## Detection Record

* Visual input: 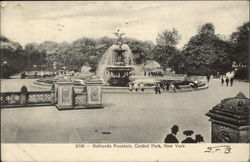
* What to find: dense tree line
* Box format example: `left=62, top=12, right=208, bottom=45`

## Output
left=0, top=36, right=26, bottom=78
left=154, top=22, right=248, bottom=78
left=0, top=21, right=248, bottom=79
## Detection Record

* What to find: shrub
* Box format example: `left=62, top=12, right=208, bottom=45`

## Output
left=234, top=67, right=248, bottom=80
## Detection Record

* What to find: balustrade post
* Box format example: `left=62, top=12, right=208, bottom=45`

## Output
left=55, top=81, right=74, bottom=110
left=72, top=88, right=75, bottom=106
left=20, top=85, right=28, bottom=105
left=86, top=79, right=103, bottom=108
left=51, top=83, right=55, bottom=104
left=54, top=82, right=58, bottom=104
left=206, top=92, right=250, bottom=143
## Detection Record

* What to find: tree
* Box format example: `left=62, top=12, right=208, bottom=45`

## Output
left=24, top=43, right=47, bottom=68
left=182, top=23, right=232, bottom=75
left=156, top=28, right=181, bottom=47
left=153, top=28, right=181, bottom=70
left=199, top=23, right=215, bottom=35
left=229, top=22, right=249, bottom=79
left=229, top=22, right=249, bottom=66
left=124, top=38, right=154, bottom=65
left=153, top=45, right=179, bottom=70
left=167, top=51, right=185, bottom=73
left=0, top=36, right=26, bottom=78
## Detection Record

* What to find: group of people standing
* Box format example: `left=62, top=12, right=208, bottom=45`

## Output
left=221, top=77, right=234, bottom=87
left=129, top=82, right=144, bottom=92
left=129, top=81, right=178, bottom=94
left=154, top=82, right=177, bottom=94
left=164, top=125, right=204, bottom=143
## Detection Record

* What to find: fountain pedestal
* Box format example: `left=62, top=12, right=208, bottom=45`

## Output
left=106, top=66, right=133, bottom=87
left=96, top=43, right=134, bottom=86
left=105, top=46, right=134, bottom=87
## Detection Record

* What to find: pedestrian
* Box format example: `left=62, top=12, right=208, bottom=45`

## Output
left=225, top=77, right=229, bottom=87
left=140, top=82, right=144, bottom=92
left=171, top=83, right=176, bottom=93
left=163, top=81, right=167, bottom=91
left=155, top=84, right=161, bottom=94
left=230, top=77, right=234, bottom=86
left=193, top=79, right=198, bottom=88
left=206, top=75, right=210, bottom=83
left=155, top=84, right=158, bottom=94
left=195, top=134, right=204, bottom=143
left=182, top=130, right=196, bottom=143
left=221, top=77, right=224, bottom=86
left=164, top=125, right=179, bottom=143
left=160, top=82, right=165, bottom=91
left=158, top=84, right=161, bottom=94
left=129, top=83, right=133, bottom=93
left=166, top=82, right=170, bottom=91
left=189, top=82, right=195, bottom=88
left=134, top=83, right=139, bottom=92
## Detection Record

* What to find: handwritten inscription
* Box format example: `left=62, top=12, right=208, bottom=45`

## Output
left=204, top=145, right=231, bottom=154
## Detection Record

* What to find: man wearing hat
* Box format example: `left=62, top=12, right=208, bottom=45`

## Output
left=164, top=125, right=179, bottom=143
left=182, top=130, right=196, bottom=143
left=195, top=134, right=204, bottom=143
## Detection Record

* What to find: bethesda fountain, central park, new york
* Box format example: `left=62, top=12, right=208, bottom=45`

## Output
left=96, top=30, right=134, bottom=86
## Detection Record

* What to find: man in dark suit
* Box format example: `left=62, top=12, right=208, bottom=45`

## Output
left=164, top=125, right=179, bottom=143
left=182, top=130, right=196, bottom=143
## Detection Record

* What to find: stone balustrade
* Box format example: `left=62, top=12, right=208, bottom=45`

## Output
left=1, top=81, right=103, bottom=109
left=1, top=86, right=53, bottom=108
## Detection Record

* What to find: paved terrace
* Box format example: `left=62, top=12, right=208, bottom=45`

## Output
left=1, top=79, right=249, bottom=143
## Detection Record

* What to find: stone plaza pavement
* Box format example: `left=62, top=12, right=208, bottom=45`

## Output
left=1, top=79, right=249, bottom=143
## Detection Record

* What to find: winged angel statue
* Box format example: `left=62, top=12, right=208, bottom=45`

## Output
left=114, top=29, right=125, bottom=48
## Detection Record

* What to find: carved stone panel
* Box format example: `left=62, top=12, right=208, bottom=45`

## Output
left=212, top=123, right=238, bottom=143
left=90, top=87, right=99, bottom=102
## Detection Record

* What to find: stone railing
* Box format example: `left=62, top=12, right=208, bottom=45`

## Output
left=1, top=92, right=22, bottom=106
left=28, top=91, right=52, bottom=105
left=0, top=85, right=87, bottom=108
left=1, top=80, right=103, bottom=109
left=1, top=90, right=53, bottom=108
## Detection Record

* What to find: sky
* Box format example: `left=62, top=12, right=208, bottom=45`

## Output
left=1, top=1, right=249, bottom=48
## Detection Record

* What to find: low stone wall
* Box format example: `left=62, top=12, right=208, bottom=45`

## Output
left=1, top=91, right=53, bottom=108
left=0, top=85, right=88, bottom=109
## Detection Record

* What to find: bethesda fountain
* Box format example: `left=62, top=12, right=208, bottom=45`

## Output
left=96, top=30, right=134, bottom=86
left=32, top=30, right=208, bottom=92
